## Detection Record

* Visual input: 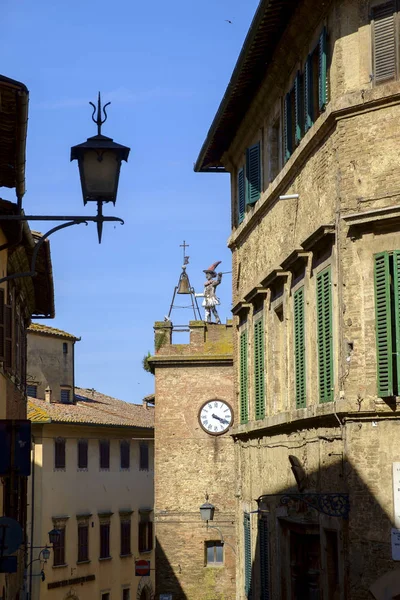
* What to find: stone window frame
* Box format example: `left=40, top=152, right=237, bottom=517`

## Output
left=52, top=515, right=69, bottom=568
left=138, top=509, right=153, bottom=554
left=205, top=540, right=224, bottom=567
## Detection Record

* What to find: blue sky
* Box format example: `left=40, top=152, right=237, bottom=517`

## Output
left=2, top=0, right=258, bottom=402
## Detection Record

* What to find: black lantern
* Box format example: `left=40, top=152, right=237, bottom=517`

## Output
left=48, top=528, right=61, bottom=545
left=70, top=93, right=130, bottom=206
left=41, top=547, right=51, bottom=560
left=200, top=502, right=215, bottom=522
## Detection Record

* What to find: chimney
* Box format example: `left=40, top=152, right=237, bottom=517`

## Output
left=45, top=386, right=52, bottom=403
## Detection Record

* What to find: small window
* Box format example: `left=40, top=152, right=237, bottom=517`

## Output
left=77, top=523, right=89, bottom=562
left=206, top=541, right=224, bottom=565
left=54, top=438, right=66, bottom=470
left=78, top=440, right=88, bottom=469
left=99, top=440, right=110, bottom=470
left=139, top=443, right=149, bottom=471
left=120, top=520, right=131, bottom=556
left=120, top=440, right=130, bottom=470
left=53, top=527, right=66, bottom=566
left=100, top=523, right=111, bottom=559
left=27, top=384, right=37, bottom=398
left=60, top=389, right=71, bottom=404
left=122, top=589, right=130, bottom=600
left=101, top=594, right=110, bottom=600
left=138, top=512, right=153, bottom=553
left=63, top=342, right=68, bottom=354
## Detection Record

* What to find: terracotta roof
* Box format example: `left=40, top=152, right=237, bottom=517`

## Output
left=28, top=323, right=80, bottom=341
left=27, top=386, right=154, bottom=429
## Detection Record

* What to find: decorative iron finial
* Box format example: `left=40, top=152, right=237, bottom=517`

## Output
left=89, top=92, right=111, bottom=136
left=180, top=240, right=189, bottom=265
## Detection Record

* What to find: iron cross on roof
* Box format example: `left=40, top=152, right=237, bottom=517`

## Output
left=180, top=240, right=189, bottom=265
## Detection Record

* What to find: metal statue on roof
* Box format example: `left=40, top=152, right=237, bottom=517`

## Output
left=195, top=261, right=223, bottom=324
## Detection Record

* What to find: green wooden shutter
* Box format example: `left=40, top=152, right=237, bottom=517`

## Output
left=294, top=287, right=306, bottom=408
left=316, top=267, right=333, bottom=403
left=372, top=2, right=396, bottom=83
left=254, top=317, right=265, bottom=420
left=394, top=251, right=400, bottom=393
left=259, top=517, right=270, bottom=600
left=304, top=55, right=313, bottom=131
left=295, top=72, right=303, bottom=144
left=240, top=331, right=249, bottom=424
left=244, top=512, right=252, bottom=599
left=246, top=143, right=261, bottom=205
left=374, top=252, right=393, bottom=396
left=319, top=27, right=328, bottom=111
left=284, top=93, right=292, bottom=162
left=238, top=168, right=245, bottom=224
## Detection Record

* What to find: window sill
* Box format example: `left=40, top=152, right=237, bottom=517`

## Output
left=99, top=468, right=110, bottom=472
left=120, top=468, right=130, bottom=472
left=139, top=550, right=152, bottom=555
left=76, top=560, right=91, bottom=565
left=52, top=564, right=68, bottom=569
left=120, top=553, right=132, bottom=558
left=77, top=468, right=88, bottom=472
left=53, top=468, right=66, bottom=472
left=205, top=564, right=224, bottom=568
left=99, top=556, right=112, bottom=561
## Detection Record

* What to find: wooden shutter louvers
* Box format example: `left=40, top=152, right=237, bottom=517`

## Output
left=294, top=287, right=306, bottom=408
left=246, top=143, right=261, bottom=205
left=254, top=318, right=265, bottom=420
left=238, top=168, right=245, bottom=224
left=240, top=331, right=249, bottom=424
left=316, top=268, right=333, bottom=403
left=373, top=2, right=397, bottom=83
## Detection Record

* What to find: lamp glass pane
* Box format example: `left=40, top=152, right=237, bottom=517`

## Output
left=81, top=150, right=119, bottom=200
left=207, top=545, right=214, bottom=563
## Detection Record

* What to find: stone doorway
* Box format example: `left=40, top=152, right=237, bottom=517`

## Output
left=290, top=530, right=321, bottom=599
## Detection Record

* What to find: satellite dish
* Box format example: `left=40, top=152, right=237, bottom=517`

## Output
left=0, top=517, right=23, bottom=556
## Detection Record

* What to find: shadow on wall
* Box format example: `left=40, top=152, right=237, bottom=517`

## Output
left=156, top=537, right=188, bottom=600
left=245, top=458, right=400, bottom=600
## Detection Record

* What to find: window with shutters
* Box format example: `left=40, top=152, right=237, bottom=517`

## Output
left=139, top=443, right=149, bottom=471
left=77, top=523, right=89, bottom=562
left=138, top=511, right=153, bottom=553
left=316, top=267, right=334, bottom=403
left=294, top=287, right=306, bottom=408
left=63, top=342, right=68, bottom=354
left=304, top=27, right=328, bottom=133
left=60, top=388, right=71, bottom=404
left=120, top=440, right=130, bottom=470
left=100, top=522, right=111, bottom=559
left=120, top=520, right=131, bottom=556
left=237, top=167, right=245, bottom=224
left=374, top=251, right=400, bottom=396
left=254, top=316, right=265, bottom=420
left=244, top=512, right=252, bottom=599
left=54, top=438, right=66, bottom=470
left=53, top=527, right=66, bottom=566
left=284, top=85, right=296, bottom=162
left=268, top=116, right=281, bottom=183
left=246, top=143, right=261, bottom=206
left=205, top=541, right=224, bottom=565
left=240, top=330, right=249, bottom=424
left=99, top=440, right=110, bottom=470
left=78, top=439, right=88, bottom=469
left=27, top=384, right=37, bottom=398
left=259, top=516, right=270, bottom=600
left=372, top=2, right=398, bottom=84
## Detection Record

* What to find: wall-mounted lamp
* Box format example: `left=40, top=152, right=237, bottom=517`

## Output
left=279, top=194, right=299, bottom=200
left=0, top=92, right=130, bottom=286
left=199, top=501, right=215, bottom=522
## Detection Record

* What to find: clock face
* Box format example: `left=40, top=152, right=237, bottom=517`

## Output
left=198, top=400, right=233, bottom=436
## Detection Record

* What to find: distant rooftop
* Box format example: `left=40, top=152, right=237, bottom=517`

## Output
left=28, top=323, right=81, bottom=342
left=28, top=386, right=154, bottom=429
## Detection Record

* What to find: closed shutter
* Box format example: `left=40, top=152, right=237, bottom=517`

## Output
left=5, top=305, right=13, bottom=370
left=316, top=267, right=333, bottom=403
left=374, top=252, right=393, bottom=396
left=319, top=27, right=328, bottom=110
left=240, top=330, right=249, bottom=424
left=120, top=440, right=130, bottom=469
left=0, top=289, right=4, bottom=361
left=284, top=93, right=292, bottom=162
left=295, top=71, right=303, bottom=144
left=140, top=443, right=149, bottom=470
left=238, top=168, right=245, bottom=224
left=259, top=517, right=270, bottom=600
left=100, top=523, right=110, bottom=558
left=246, top=143, right=261, bottom=205
left=372, top=2, right=396, bottom=83
left=304, top=55, right=313, bottom=132
left=254, top=318, right=265, bottom=420
left=120, top=520, right=131, bottom=555
left=294, top=287, right=306, bottom=408
left=393, top=251, right=400, bottom=388
left=78, top=524, right=89, bottom=562
left=54, top=438, right=66, bottom=469
left=244, top=513, right=252, bottom=599
left=99, top=440, right=110, bottom=469
left=78, top=439, right=88, bottom=469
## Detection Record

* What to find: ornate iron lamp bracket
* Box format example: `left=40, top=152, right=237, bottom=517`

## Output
left=258, top=492, right=350, bottom=519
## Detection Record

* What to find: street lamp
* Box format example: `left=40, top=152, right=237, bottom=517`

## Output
left=0, top=92, right=131, bottom=286
left=25, top=529, right=62, bottom=598
left=199, top=502, right=215, bottom=522
left=47, top=528, right=61, bottom=546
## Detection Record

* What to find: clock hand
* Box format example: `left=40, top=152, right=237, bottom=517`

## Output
left=212, top=414, right=229, bottom=425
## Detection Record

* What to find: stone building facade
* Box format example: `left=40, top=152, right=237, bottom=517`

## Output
left=149, top=321, right=236, bottom=600
left=195, top=0, right=400, bottom=598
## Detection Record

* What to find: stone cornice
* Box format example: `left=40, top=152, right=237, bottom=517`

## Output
left=148, top=354, right=233, bottom=368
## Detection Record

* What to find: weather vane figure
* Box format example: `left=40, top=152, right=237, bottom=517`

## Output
left=196, top=261, right=223, bottom=324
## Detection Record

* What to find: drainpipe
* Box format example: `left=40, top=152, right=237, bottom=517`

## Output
left=28, top=436, right=35, bottom=600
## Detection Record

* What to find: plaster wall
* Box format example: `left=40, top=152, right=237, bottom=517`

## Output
left=27, top=334, right=75, bottom=402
